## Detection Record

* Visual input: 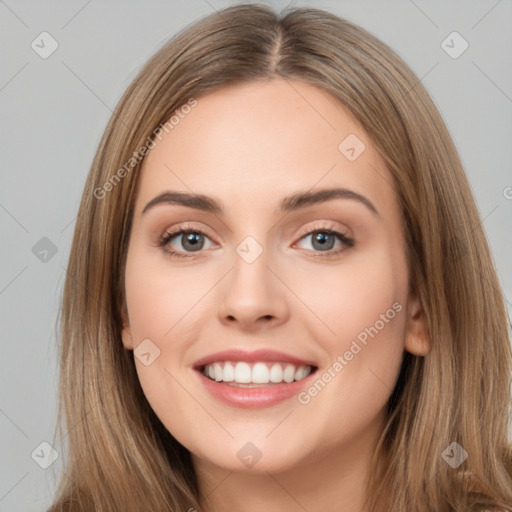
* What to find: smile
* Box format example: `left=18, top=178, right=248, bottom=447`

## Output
left=193, top=349, right=319, bottom=408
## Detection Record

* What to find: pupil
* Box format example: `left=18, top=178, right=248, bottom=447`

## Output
left=183, top=233, right=204, bottom=251
left=313, top=232, right=334, bottom=251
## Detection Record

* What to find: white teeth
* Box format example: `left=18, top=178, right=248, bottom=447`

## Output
left=234, top=362, right=252, bottom=383
left=252, top=362, right=270, bottom=384
left=283, top=364, right=295, bottom=383
left=213, top=362, right=223, bottom=382
left=202, top=361, right=314, bottom=384
left=223, top=361, right=235, bottom=382
left=269, top=363, right=283, bottom=383
left=294, top=365, right=311, bottom=380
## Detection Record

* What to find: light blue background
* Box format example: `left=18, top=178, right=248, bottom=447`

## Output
left=1, top=1, right=511, bottom=510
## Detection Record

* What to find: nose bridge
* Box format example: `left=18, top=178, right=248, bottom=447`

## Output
left=217, top=231, right=289, bottom=328
left=230, top=232, right=276, bottom=302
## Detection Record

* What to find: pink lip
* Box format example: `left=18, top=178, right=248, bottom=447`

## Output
left=195, top=369, right=318, bottom=408
left=193, top=348, right=317, bottom=368
left=193, top=349, right=318, bottom=409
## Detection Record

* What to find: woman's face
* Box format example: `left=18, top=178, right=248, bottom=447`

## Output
left=121, top=79, right=429, bottom=476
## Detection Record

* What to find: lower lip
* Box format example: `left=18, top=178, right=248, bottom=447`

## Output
left=195, top=369, right=317, bottom=408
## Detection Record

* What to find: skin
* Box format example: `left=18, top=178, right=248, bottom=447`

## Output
left=121, top=78, right=430, bottom=512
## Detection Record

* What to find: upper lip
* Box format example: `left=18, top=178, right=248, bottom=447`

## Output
left=193, top=349, right=318, bottom=369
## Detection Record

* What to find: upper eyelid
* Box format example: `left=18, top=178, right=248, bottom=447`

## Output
left=163, top=221, right=347, bottom=238
left=295, top=221, right=350, bottom=238
left=163, top=224, right=216, bottom=241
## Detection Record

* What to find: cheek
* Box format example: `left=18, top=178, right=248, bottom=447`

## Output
left=294, top=247, right=407, bottom=349
left=123, top=246, right=209, bottom=342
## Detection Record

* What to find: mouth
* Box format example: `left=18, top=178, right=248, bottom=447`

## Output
left=192, top=349, right=319, bottom=408
left=197, top=361, right=317, bottom=387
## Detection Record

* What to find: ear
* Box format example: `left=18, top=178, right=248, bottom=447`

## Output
left=120, top=301, right=134, bottom=350
left=404, top=289, right=431, bottom=356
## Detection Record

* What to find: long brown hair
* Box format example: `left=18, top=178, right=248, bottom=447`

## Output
left=48, top=4, right=512, bottom=511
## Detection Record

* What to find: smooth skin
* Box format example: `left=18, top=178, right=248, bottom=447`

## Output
left=121, top=78, right=430, bottom=512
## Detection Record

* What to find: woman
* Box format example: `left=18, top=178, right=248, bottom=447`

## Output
left=48, top=4, right=512, bottom=511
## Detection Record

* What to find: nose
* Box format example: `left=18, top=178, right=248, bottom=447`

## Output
left=217, top=247, right=289, bottom=331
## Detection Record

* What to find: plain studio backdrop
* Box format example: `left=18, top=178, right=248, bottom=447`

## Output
left=0, top=1, right=511, bottom=510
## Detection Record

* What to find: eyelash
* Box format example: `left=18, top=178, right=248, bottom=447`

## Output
left=157, top=223, right=355, bottom=260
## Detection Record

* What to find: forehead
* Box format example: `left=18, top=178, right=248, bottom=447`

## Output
left=134, top=79, right=397, bottom=220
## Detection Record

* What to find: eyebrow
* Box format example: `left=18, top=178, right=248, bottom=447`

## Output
left=141, top=187, right=379, bottom=217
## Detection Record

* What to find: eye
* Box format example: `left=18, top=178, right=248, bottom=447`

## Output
left=157, top=222, right=354, bottom=260
left=158, top=226, right=215, bottom=259
left=294, top=224, right=354, bottom=258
